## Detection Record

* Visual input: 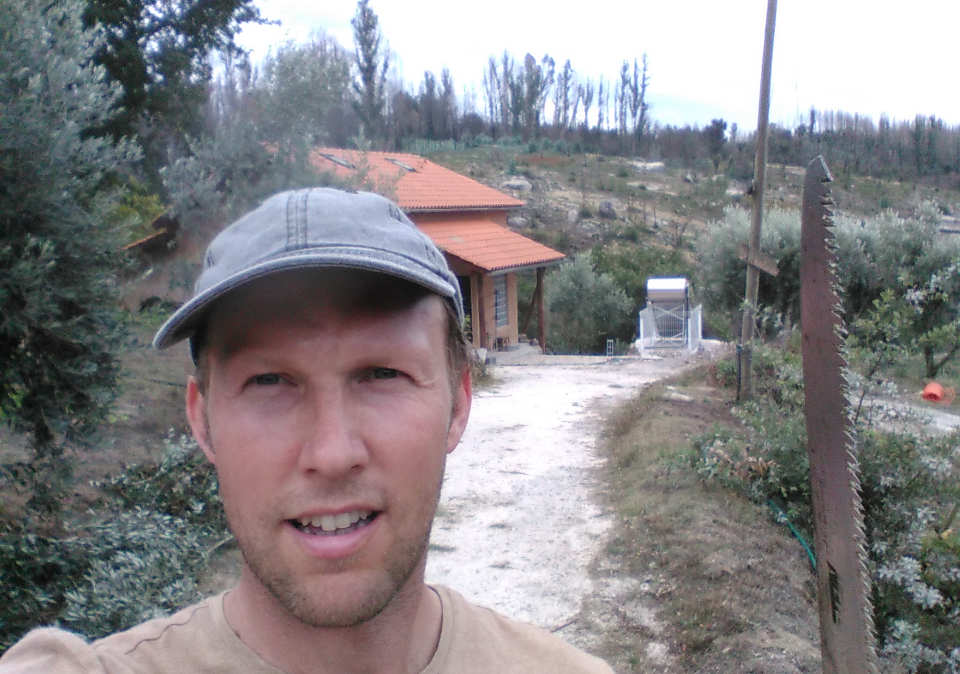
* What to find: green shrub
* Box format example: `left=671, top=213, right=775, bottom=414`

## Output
left=57, top=508, right=208, bottom=639
left=692, top=345, right=960, bottom=670
left=695, top=203, right=960, bottom=379
left=0, top=0, right=139, bottom=515
left=545, top=254, right=633, bottom=354
left=0, top=433, right=227, bottom=649
left=98, top=431, right=225, bottom=535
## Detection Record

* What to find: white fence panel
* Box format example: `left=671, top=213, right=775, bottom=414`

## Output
left=637, top=307, right=658, bottom=356
left=687, top=304, right=703, bottom=352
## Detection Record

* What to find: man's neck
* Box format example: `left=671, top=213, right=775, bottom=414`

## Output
left=222, top=570, right=443, bottom=674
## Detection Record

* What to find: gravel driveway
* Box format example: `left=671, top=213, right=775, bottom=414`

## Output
left=424, top=351, right=694, bottom=631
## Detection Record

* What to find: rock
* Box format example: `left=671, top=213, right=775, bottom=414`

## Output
left=725, top=181, right=747, bottom=197
left=683, top=173, right=697, bottom=184
left=507, top=214, right=528, bottom=228
left=501, top=177, right=532, bottom=191
left=632, top=160, right=665, bottom=172
left=598, top=201, right=617, bottom=219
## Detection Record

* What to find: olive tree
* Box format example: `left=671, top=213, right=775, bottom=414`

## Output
left=546, top=254, right=633, bottom=354
left=0, top=0, right=137, bottom=514
left=696, top=203, right=960, bottom=378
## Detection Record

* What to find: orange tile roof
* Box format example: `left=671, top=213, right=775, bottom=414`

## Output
left=311, top=148, right=524, bottom=212
left=416, top=217, right=565, bottom=273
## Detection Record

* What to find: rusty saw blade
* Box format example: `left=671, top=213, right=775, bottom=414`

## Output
left=800, top=155, right=878, bottom=673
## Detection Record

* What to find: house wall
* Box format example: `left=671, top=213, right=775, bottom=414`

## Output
left=413, top=209, right=509, bottom=226
left=474, top=272, right=518, bottom=350
left=408, top=210, right=519, bottom=351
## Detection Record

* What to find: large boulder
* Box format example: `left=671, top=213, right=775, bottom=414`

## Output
left=598, top=201, right=617, bottom=219
left=632, top=160, right=665, bottom=172
left=507, top=214, right=529, bottom=228
left=501, top=177, right=532, bottom=192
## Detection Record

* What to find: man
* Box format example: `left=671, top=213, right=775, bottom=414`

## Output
left=1, top=188, right=612, bottom=673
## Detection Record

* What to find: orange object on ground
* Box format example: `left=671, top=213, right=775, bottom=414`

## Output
left=922, top=381, right=956, bottom=404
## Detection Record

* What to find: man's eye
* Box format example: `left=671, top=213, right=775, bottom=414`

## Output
left=251, top=373, right=282, bottom=386
left=366, top=367, right=399, bottom=381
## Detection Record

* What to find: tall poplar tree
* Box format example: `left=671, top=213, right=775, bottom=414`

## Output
left=351, top=0, right=390, bottom=141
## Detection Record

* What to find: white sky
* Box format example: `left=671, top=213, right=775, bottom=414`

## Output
left=237, top=1, right=959, bottom=133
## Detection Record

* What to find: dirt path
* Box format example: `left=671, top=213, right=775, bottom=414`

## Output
left=424, top=351, right=703, bottom=660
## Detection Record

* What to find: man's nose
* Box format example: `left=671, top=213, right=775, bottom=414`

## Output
left=297, top=389, right=369, bottom=477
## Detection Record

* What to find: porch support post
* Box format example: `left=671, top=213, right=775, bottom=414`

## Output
left=475, top=273, right=487, bottom=349
left=536, top=267, right=546, bottom=352
left=520, top=269, right=542, bottom=336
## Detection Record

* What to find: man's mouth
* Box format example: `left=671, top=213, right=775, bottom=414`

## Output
left=290, top=511, right=378, bottom=536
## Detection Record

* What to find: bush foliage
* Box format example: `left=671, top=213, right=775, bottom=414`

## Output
left=0, top=0, right=139, bottom=514
left=695, top=204, right=960, bottom=379
left=0, top=433, right=228, bottom=651
left=545, top=254, right=633, bottom=354
left=694, top=345, right=960, bottom=671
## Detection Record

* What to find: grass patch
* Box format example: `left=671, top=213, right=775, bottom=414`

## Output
left=592, top=364, right=821, bottom=672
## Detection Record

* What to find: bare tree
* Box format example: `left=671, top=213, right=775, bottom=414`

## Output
left=579, top=79, right=594, bottom=131
left=570, top=85, right=582, bottom=134
left=482, top=57, right=500, bottom=135
left=440, top=68, right=457, bottom=139
left=596, top=77, right=606, bottom=131
left=420, top=71, right=438, bottom=138
left=538, top=55, right=555, bottom=133
left=499, top=51, right=515, bottom=135
left=508, top=77, right=523, bottom=135
left=521, top=53, right=553, bottom=139
left=617, top=61, right=629, bottom=136
left=632, top=54, right=650, bottom=151
left=552, top=59, right=574, bottom=130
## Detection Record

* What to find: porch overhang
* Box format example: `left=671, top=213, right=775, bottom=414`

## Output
left=416, top=217, right=565, bottom=273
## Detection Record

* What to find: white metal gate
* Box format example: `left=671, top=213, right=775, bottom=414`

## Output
left=637, top=303, right=703, bottom=354
left=651, top=302, right=687, bottom=345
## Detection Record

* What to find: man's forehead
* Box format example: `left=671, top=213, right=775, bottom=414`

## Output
left=203, top=270, right=443, bottom=354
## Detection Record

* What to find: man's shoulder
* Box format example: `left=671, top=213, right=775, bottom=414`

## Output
left=429, top=586, right=613, bottom=674
left=0, top=594, right=263, bottom=674
left=0, top=628, right=102, bottom=674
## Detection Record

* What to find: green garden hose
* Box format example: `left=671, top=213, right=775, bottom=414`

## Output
left=767, top=499, right=817, bottom=572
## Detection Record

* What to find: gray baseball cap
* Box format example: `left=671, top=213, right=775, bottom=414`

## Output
left=152, top=187, right=464, bottom=352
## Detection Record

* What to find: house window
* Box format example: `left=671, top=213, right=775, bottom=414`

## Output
left=319, top=153, right=355, bottom=169
left=385, top=157, right=416, bottom=172
left=494, top=276, right=508, bottom=327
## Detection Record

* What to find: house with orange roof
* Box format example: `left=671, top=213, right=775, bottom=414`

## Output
left=312, top=148, right=565, bottom=352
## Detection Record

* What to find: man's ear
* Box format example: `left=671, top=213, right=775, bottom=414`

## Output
left=186, top=376, right=216, bottom=463
left=445, top=367, right=472, bottom=454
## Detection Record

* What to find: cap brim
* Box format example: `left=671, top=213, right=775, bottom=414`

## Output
left=152, top=246, right=461, bottom=350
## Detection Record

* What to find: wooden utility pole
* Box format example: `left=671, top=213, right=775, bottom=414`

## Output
left=738, top=0, right=778, bottom=401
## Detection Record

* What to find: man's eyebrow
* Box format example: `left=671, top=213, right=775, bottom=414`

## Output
left=206, top=325, right=253, bottom=365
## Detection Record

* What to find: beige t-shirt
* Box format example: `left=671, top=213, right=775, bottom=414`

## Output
left=0, top=586, right=612, bottom=673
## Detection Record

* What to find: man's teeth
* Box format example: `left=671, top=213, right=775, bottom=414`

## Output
left=297, top=511, right=371, bottom=532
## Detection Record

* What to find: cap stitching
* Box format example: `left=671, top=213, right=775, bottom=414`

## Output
left=284, top=191, right=295, bottom=251
left=298, top=189, right=310, bottom=249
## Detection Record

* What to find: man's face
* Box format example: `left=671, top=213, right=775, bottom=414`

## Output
left=185, top=271, right=471, bottom=627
